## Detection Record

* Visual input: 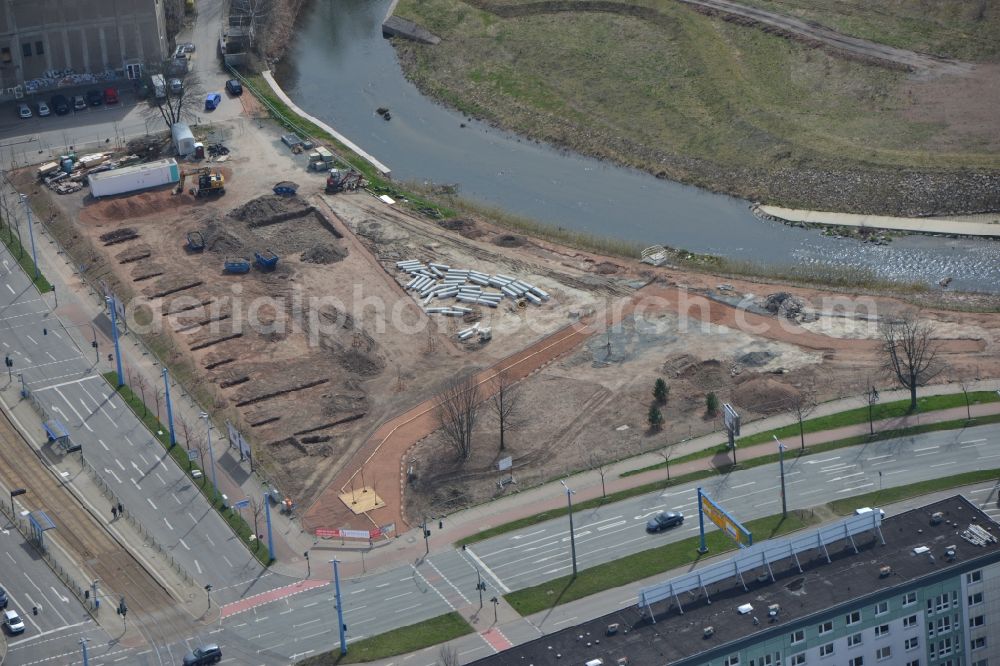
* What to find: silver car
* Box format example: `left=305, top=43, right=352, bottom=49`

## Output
left=17, top=103, right=31, bottom=119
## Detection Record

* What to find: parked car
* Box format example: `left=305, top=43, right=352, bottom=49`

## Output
left=182, top=644, right=221, bottom=665
left=72, top=94, right=87, bottom=111
left=0, top=586, right=8, bottom=608
left=225, top=79, right=243, bottom=96
left=36, top=101, right=50, bottom=116
left=204, top=93, right=221, bottom=111
left=646, top=511, right=684, bottom=533
left=50, top=94, right=70, bottom=115
left=17, top=103, right=31, bottom=119
left=169, top=78, right=184, bottom=95
left=855, top=507, right=885, bottom=519
left=86, top=89, right=103, bottom=106
left=3, top=609, right=24, bottom=634
left=178, top=41, right=196, bottom=53
left=104, top=87, right=119, bottom=104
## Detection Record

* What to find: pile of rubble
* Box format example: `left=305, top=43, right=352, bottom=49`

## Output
left=395, top=259, right=550, bottom=320
left=38, top=152, right=141, bottom=195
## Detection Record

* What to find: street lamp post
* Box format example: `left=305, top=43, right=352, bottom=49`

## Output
left=475, top=568, right=485, bottom=609
left=200, top=412, right=219, bottom=503
left=330, top=559, right=347, bottom=655
left=79, top=638, right=90, bottom=666
left=490, top=596, right=499, bottom=623
left=264, top=494, right=275, bottom=562
left=162, top=368, right=176, bottom=447
left=106, top=296, right=124, bottom=387
left=560, top=480, right=578, bottom=577
left=205, top=584, right=213, bottom=609
left=9, top=488, right=26, bottom=517
left=774, top=435, right=787, bottom=518
left=18, top=194, right=39, bottom=280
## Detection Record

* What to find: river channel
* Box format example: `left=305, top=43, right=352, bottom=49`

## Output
left=276, top=0, right=998, bottom=293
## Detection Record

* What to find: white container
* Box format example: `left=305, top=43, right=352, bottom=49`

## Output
left=172, top=123, right=196, bottom=156
left=88, top=158, right=180, bottom=198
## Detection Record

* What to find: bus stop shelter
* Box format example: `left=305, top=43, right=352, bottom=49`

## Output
left=43, top=419, right=71, bottom=450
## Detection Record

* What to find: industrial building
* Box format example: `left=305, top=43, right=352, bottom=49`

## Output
left=473, top=495, right=1000, bottom=666
left=0, top=0, right=168, bottom=98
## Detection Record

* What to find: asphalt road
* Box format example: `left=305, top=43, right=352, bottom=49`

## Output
left=213, top=424, right=999, bottom=663
left=468, top=423, right=1000, bottom=591
left=0, top=237, right=268, bottom=606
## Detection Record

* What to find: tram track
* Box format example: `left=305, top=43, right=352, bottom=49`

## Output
left=0, top=405, right=197, bottom=661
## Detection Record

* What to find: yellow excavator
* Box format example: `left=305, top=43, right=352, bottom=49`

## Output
left=174, top=167, right=225, bottom=197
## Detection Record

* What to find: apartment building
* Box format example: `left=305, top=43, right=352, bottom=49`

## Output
left=472, top=495, right=1000, bottom=666
left=0, top=0, right=168, bottom=95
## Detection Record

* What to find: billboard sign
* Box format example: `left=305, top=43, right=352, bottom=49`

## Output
left=699, top=489, right=752, bottom=548
left=498, top=456, right=512, bottom=471
left=723, top=403, right=741, bottom=437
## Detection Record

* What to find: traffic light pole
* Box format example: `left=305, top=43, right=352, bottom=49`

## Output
left=331, top=559, right=347, bottom=655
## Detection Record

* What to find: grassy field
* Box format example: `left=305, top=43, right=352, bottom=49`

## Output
left=0, top=218, right=52, bottom=293
left=393, top=0, right=1000, bottom=211
left=298, top=612, right=472, bottom=664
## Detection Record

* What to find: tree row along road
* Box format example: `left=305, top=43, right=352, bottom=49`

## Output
left=0, top=408, right=195, bottom=651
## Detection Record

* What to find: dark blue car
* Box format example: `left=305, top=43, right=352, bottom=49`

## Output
left=646, top=511, right=684, bottom=533
left=204, top=93, right=221, bottom=111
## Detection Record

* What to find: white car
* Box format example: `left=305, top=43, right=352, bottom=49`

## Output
left=855, top=507, right=885, bottom=519
left=17, top=103, right=31, bottom=119
left=36, top=101, right=50, bottom=117
left=3, top=609, right=24, bottom=634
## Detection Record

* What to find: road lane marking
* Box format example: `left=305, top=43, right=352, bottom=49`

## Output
left=866, top=454, right=892, bottom=461
left=46, top=352, right=56, bottom=361
left=31, top=374, right=102, bottom=392
left=961, top=439, right=987, bottom=445
left=553, top=616, right=577, bottom=626
left=731, top=482, right=756, bottom=488
left=147, top=497, right=157, bottom=510
left=179, top=538, right=190, bottom=550
left=164, top=517, right=173, bottom=530
left=53, top=387, right=93, bottom=431
left=98, top=439, right=109, bottom=451
left=804, top=456, right=841, bottom=464
left=5, top=284, right=13, bottom=294
left=195, top=559, right=202, bottom=574
left=597, top=520, right=627, bottom=531
left=930, top=461, right=957, bottom=468
left=511, top=530, right=545, bottom=540
left=838, top=483, right=875, bottom=493
left=914, top=446, right=940, bottom=452
left=465, top=547, right=511, bottom=594
left=115, top=459, right=125, bottom=471
left=411, top=564, right=454, bottom=610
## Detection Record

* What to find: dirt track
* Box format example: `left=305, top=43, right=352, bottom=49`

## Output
left=679, top=0, right=972, bottom=75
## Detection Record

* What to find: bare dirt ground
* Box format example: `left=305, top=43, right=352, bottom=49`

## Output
left=25, top=116, right=1000, bottom=533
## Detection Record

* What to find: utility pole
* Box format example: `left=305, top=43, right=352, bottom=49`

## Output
left=200, top=412, right=219, bottom=503
left=490, top=596, right=499, bottom=623
left=475, top=568, right=485, bottom=609
left=774, top=435, right=787, bottom=518
left=19, top=193, right=39, bottom=280
left=303, top=551, right=311, bottom=577
left=330, top=559, right=347, bottom=655
left=106, top=295, right=124, bottom=387
left=421, top=518, right=430, bottom=555
left=79, top=638, right=90, bottom=666
left=162, top=368, right=176, bottom=447
left=560, top=480, right=578, bottom=577
left=205, top=584, right=213, bottom=609
left=264, top=494, right=275, bottom=562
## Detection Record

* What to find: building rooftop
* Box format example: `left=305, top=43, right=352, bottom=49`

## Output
left=473, top=495, right=1000, bottom=666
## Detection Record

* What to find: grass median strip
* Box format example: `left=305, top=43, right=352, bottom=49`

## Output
left=505, top=511, right=819, bottom=616
left=101, top=372, right=272, bottom=566
left=0, top=219, right=52, bottom=293
left=505, top=467, right=1000, bottom=615
left=624, top=391, right=1000, bottom=477
left=299, top=611, right=472, bottom=664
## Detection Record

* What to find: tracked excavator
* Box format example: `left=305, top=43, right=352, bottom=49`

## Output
left=175, top=167, right=226, bottom=197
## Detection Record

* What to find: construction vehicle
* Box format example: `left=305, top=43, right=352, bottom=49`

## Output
left=186, top=231, right=205, bottom=252
left=175, top=167, right=225, bottom=197
left=254, top=250, right=279, bottom=271
left=223, top=257, right=251, bottom=274
left=325, top=168, right=364, bottom=194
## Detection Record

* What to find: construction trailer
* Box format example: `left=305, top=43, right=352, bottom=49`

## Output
left=172, top=122, right=196, bottom=156
left=88, top=159, right=180, bottom=198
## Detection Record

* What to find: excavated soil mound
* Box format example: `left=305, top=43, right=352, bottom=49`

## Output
left=84, top=190, right=179, bottom=224
left=228, top=194, right=315, bottom=227
left=203, top=220, right=245, bottom=254
left=678, top=359, right=728, bottom=390
left=593, top=261, right=620, bottom=275
left=336, top=348, right=386, bottom=377
left=732, top=376, right=799, bottom=414
left=493, top=234, right=526, bottom=247
left=300, top=245, right=347, bottom=264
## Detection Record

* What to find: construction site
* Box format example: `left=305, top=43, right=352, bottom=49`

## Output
left=18, top=114, right=1000, bottom=535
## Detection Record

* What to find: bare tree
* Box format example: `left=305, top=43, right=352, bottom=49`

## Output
left=438, top=645, right=460, bottom=666
left=248, top=495, right=264, bottom=550
left=881, top=314, right=942, bottom=412
left=490, top=369, right=522, bottom=452
left=437, top=374, right=481, bottom=461
left=787, top=386, right=817, bottom=451
left=589, top=453, right=609, bottom=498
left=154, top=387, right=164, bottom=422
left=657, top=444, right=675, bottom=481
left=143, top=64, right=205, bottom=132
left=957, top=367, right=979, bottom=422
left=177, top=416, right=194, bottom=451
left=134, top=373, right=149, bottom=415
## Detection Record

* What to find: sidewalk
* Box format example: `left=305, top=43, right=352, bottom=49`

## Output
left=336, top=380, right=1000, bottom=578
